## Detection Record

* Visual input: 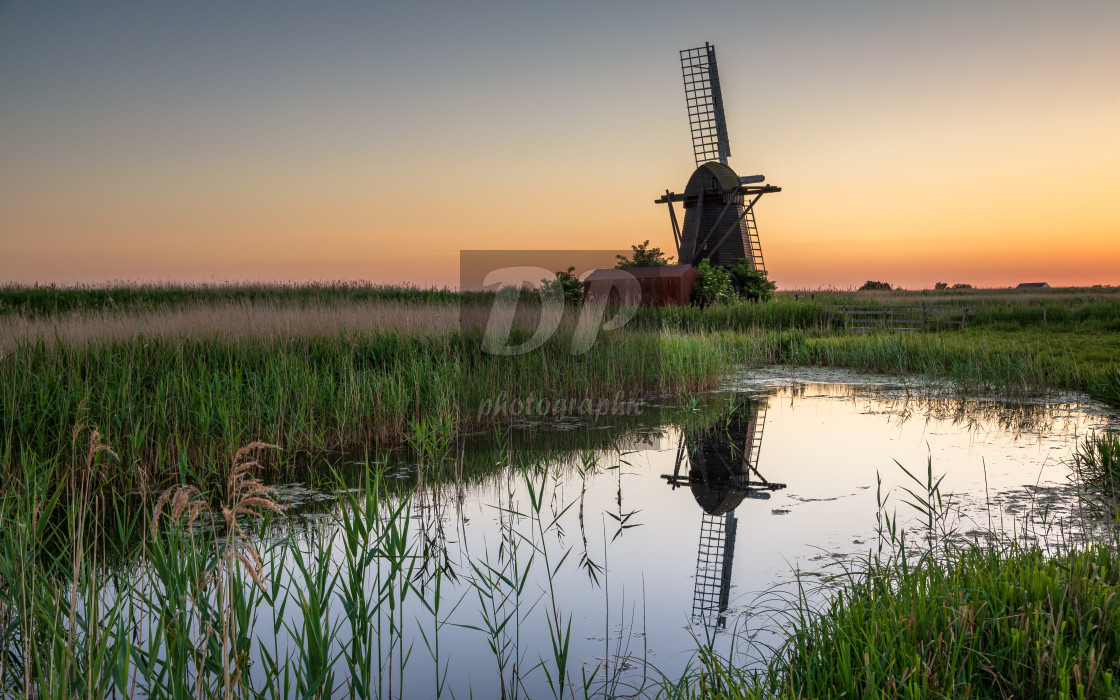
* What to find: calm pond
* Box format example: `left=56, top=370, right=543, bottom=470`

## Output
left=124, top=368, right=1119, bottom=698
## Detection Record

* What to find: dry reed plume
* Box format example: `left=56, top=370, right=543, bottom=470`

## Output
left=0, top=299, right=467, bottom=351
left=149, top=442, right=284, bottom=696
left=153, top=441, right=283, bottom=587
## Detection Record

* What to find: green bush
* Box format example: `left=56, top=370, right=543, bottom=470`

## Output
left=540, top=266, right=583, bottom=304
left=859, top=280, right=893, bottom=291
left=690, top=259, right=736, bottom=306
left=727, top=260, right=777, bottom=302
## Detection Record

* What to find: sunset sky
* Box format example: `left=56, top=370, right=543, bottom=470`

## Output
left=1, top=1, right=1117, bottom=290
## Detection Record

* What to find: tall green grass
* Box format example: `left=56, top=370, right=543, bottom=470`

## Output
left=1074, top=430, right=1120, bottom=515
left=4, top=324, right=1111, bottom=491
left=675, top=546, right=1120, bottom=700
left=1090, top=367, right=1120, bottom=408
left=0, top=431, right=648, bottom=698
left=4, top=282, right=1119, bottom=697
left=0, top=328, right=731, bottom=490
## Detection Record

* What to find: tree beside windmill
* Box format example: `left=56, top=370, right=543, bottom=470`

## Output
left=615, top=240, right=673, bottom=268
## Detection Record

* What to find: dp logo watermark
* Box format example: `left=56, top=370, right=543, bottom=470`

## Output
left=459, top=250, right=648, bottom=356
left=458, top=250, right=663, bottom=450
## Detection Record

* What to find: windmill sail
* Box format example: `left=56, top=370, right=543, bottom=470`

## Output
left=681, top=43, right=731, bottom=167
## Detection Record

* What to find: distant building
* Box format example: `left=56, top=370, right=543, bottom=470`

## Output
left=1016, top=282, right=1051, bottom=289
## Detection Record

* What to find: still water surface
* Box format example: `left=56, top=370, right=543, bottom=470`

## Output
left=192, top=370, right=1120, bottom=696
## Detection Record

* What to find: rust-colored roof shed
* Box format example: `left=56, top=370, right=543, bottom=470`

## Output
left=583, top=264, right=699, bottom=307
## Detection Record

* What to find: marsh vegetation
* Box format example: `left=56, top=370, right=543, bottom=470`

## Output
left=1, top=283, right=1118, bottom=698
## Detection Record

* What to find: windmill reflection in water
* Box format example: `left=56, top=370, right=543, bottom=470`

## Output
left=661, top=398, right=786, bottom=630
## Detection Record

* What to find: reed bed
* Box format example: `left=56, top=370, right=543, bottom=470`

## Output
left=677, top=545, right=1120, bottom=699
left=780, top=285, right=1120, bottom=307
left=0, top=325, right=734, bottom=491
left=1074, top=430, right=1120, bottom=515
left=644, top=293, right=1120, bottom=334
left=7, top=282, right=1120, bottom=334
left=0, top=431, right=671, bottom=699
left=1091, top=367, right=1120, bottom=408
left=3, top=318, right=1111, bottom=492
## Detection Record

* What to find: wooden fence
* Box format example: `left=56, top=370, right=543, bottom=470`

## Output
left=826, top=305, right=975, bottom=333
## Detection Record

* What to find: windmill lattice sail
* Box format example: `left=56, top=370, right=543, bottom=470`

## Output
left=681, top=43, right=731, bottom=167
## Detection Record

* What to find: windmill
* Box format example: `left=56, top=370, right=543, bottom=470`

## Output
left=661, top=398, right=786, bottom=629
left=655, top=43, right=781, bottom=273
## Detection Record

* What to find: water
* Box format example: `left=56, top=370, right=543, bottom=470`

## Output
left=127, top=369, right=1120, bottom=697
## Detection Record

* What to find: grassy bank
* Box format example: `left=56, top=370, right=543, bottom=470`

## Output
left=644, top=289, right=1120, bottom=336
left=1074, top=430, right=1120, bottom=515
left=683, top=544, right=1120, bottom=700
left=1, top=327, right=737, bottom=489
left=4, top=325, right=1117, bottom=491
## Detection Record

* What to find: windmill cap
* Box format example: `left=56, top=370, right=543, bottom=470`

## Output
left=685, top=161, right=741, bottom=196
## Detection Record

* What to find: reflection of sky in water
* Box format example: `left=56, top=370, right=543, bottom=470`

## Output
left=145, top=370, right=1120, bottom=698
